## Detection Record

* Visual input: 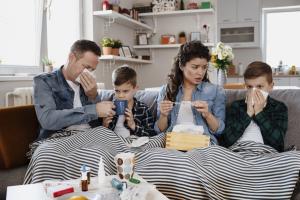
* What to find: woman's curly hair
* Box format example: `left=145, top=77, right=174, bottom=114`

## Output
left=165, top=41, right=211, bottom=101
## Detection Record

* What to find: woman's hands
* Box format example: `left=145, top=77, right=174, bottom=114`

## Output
left=159, top=100, right=174, bottom=117
left=192, top=100, right=210, bottom=118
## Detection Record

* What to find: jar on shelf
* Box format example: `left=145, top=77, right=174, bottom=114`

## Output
left=102, top=0, right=110, bottom=11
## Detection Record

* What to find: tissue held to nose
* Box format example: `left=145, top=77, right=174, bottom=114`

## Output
left=75, top=68, right=96, bottom=83
left=249, top=87, right=269, bottom=106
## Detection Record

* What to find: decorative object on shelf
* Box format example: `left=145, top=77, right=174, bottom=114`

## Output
left=130, top=8, right=139, bottom=21
left=133, top=3, right=153, bottom=13
left=152, top=0, right=176, bottom=13
left=120, top=46, right=132, bottom=58
left=110, top=0, right=120, bottom=12
left=211, top=42, right=234, bottom=86
left=227, top=64, right=236, bottom=76
left=137, top=33, right=148, bottom=45
left=178, top=31, right=186, bottom=44
left=100, top=37, right=114, bottom=55
left=42, top=57, right=54, bottom=73
left=187, top=2, right=198, bottom=9
left=112, top=39, right=122, bottom=56
left=102, top=0, right=110, bottom=11
left=161, top=34, right=176, bottom=44
left=190, top=32, right=201, bottom=41
left=141, top=55, right=151, bottom=60
left=202, top=24, right=210, bottom=43
left=289, top=65, right=298, bottom=75
left=200, top=1, right=212, bottom=9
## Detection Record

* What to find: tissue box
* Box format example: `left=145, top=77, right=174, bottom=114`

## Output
left=166, top=132, right=210, bottom=151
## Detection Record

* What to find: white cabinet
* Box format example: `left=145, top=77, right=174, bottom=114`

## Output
left=290, top=77, right=300, bottom=87
left=237, top=0, right=260, bottom=22
left=218, top=22, right=260, bottom=48
left=273, top=77, right=290, bottom=86
left=218, top=0, right=260, bottom=23
left=217, top=0, right=261, bottom=48
left=217, top=0, right=236, bottom=23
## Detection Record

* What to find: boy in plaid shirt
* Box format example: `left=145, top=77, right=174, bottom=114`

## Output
left=102, top=65, right=157, bottom=138
left=220, top=61, right=288, bottom=152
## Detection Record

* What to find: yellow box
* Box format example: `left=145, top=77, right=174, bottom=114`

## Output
left=165, top=132, right=210, bottom=151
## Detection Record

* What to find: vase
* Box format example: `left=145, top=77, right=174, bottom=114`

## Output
left=217, top=69, right=227, bottom=86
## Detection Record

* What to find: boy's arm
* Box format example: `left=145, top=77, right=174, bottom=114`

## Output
left=220, top=101, right=252, bottom=147
left=130, top=105, right=157, bottom=137
left=253, top=101, right=288, bottom=152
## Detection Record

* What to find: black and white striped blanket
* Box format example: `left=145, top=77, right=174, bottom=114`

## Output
left=24, top=127, right=300, bottom=199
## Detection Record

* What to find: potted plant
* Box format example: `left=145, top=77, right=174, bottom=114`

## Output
left=100, top=37, right=114, bottom=55
left=42, top=57, right=54, bottom=73
left=112, top=39, right=122, bottom=56
left=178, top=31, right=186, bottom=44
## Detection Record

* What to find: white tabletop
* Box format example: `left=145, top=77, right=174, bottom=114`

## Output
left=7, top=175, right=169, bottom=200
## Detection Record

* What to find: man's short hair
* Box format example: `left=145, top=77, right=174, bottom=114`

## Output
left=70, top=39, right=101, bottom=58
left=112, top=65, right=137, bottom=87
left=244, top=61, right=273, bottom=83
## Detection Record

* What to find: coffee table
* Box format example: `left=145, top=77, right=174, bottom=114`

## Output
left=6, top=175, right=169, bottom=200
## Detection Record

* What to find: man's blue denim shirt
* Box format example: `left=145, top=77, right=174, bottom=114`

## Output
left=34, top=66, right=101, bottom=140
left=154, top=82, right=226, bottom=144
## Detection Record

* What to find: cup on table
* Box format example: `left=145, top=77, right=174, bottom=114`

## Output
left=114, top=152, right=135, bottom=180
left=114, top=99, right=128, bottom=115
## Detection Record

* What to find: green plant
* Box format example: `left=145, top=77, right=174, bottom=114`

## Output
left=112, top=39, right=122, bottom=48
left=100, top=37, right=114, bottom=47
left=42, top=57, right=54, bottom=66
left=179, top=31, right=186, bottom=38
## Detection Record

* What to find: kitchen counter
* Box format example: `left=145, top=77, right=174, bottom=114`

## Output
left=228, top=74, right=300, bottom=78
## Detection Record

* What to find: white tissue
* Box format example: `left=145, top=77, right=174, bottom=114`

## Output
left=172, top=124, right=204, bottom=134
left=250, top=88, right=269, bottom=105
left=75, top=68, right=96, bottom=83
left=129, top=137, right=150, bottom=147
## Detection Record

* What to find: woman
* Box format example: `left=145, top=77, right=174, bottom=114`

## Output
left=155, top=41, right=226, bottom=144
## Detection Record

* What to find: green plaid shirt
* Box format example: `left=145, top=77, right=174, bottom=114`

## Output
left=219, top=97, right=288, bottom=152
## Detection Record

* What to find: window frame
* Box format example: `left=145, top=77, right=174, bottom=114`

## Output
left=262, top=6, right=300, bottom=65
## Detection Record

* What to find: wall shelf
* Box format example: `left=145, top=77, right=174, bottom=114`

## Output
left=93, top=10, right=153, bottom=31
left=133, top=43, right=215, bottom=49
left=99, top=55, right=152, bottom=64
left=139, top=9, right=214, bottom=17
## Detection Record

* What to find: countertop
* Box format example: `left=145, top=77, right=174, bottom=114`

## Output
left=228, top=74, right=300, bottom=78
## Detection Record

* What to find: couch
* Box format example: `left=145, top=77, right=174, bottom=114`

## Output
left=1, top=89, right=300, bottom=200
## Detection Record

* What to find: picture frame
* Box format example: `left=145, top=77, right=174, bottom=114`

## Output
left=190, top=32, right=201, bottom=41
left=121, top=46, right=132, bottom=58
left=137, top=33, right=148, bottom=45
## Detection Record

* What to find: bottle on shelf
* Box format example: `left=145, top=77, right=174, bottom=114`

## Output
left=180, top=0, right=184, bottom=10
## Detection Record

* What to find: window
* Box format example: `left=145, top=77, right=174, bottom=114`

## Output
left=264, top=6, right=300, bottom=68
left=0, top=0, right=81, bottom=72
left=0, top=0, right=42, bottom=66
left=46, top=0, right=82, bottom=68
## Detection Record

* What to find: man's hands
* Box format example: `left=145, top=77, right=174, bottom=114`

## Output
left=96, top=101, right=115, bottom=118
left=80, top=71, right=98, bottom=100
left=246, top=89, right=267, bottom=117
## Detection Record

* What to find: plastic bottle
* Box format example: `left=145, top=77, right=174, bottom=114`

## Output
left=98, top=156, right=105, bottom=187
left=180, top=0, right=184, bottom=10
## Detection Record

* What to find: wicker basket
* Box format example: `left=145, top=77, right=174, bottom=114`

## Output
left=166, top=132, right=210, bottom=151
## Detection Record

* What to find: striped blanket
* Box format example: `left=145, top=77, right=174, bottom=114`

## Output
left=24, top=127, right=300, bottom=199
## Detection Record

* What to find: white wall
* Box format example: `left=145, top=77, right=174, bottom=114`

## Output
left=82, top=0, right=300, bottom=89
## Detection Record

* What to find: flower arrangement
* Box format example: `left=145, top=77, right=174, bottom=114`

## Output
left=210, top=42, right=234, bottom=71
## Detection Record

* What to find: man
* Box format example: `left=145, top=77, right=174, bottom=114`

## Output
left=34, top=39, right=115, bottom=140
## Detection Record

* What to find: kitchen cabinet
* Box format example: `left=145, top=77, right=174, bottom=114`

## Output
left=217, top=0, right=261, bottom=48
left=218, top=0, right=260, bottom=23
left=273, top=77, right=290, bottom=86
left=228, top=76, right=300, bottom=87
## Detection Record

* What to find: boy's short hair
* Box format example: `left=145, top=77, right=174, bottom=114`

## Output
left=244, top=61, right=273, bottom=83
left=112, top=65, right=137, bottom=87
